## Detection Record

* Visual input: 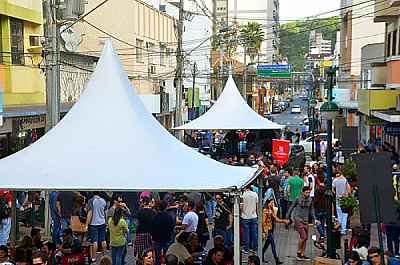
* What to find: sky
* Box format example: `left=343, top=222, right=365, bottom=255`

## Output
left=280, top=0, right=341, bottom=21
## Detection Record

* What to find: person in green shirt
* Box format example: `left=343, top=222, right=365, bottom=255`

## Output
left=287, top=169, right=304, bottom=204
left=108, top=208, right=128, bottom=265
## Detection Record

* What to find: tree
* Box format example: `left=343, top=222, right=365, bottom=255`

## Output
left=240, top=22, right=265, bottom=62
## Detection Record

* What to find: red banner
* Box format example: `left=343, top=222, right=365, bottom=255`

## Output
left=272, top=139, right=290, bottom=166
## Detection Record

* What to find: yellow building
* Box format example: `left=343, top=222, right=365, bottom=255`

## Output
left=0, top=1, right=47, bottom=158
left=0, top=0, right=45, bottom=107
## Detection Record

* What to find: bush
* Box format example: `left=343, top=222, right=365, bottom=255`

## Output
left=342, top=159, right=357, bottom=181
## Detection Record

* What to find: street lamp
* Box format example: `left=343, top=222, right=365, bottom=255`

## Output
left=320, top=67, right=339, bottom=259
left=309, top=96, right=317, bottom=160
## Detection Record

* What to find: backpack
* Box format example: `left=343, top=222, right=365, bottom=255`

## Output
left=0, top=196, right=10, bottom=219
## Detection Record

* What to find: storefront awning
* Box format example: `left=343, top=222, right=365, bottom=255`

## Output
left=3, top=103, right=73, bottom=118
left=372, top=110, right=400, bottom=123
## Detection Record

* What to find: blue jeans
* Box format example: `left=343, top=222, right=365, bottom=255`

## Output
left=61, top=217, right=70, bottom=232
left=0, top=218, right=11, bottom=245
left=214, top=227, right=232, bottom=248
left=153, top=241, right=170, bottom=265
left=205, top=199, right=216, bottom=224
left=52, top=218, right=61, bottom=244
left=125, top=217, right=132, bottom=244
left=315, top=211, right=326, bottom=237
left=111, top=246, right=126, bottom=265
left=241, top=218, right=258, bottom=251
left=262, top=233, right=278, bottom=259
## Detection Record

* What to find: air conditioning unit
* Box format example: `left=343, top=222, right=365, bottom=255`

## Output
left=60, top=0, right=86, bottom=21
left=28, top=35, right=41, bottom=48
left=396, top=95, right=400, bottom=111
left=150, top=65, right=156, bottom=74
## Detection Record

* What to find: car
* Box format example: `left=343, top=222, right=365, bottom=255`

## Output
left=299, top=133, right=338, bottom=154
left=272, top=105, right=281, bottom=114
left=287, top=144, right=306, bottom=169
left=291, top=105, right=301, bottom=114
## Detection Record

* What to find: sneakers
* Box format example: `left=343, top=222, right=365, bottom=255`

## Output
left=302, top=256, right=311, bottom=261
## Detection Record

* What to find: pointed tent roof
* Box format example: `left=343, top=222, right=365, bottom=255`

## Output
left=0, top=41, right=258, bottom=191
left=175, top=76, right=284, bottom=130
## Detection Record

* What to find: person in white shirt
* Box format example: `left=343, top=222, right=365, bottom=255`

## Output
left=241, top=185, right=259, bottom=253
left=182, top=200, right=199, bottom=233
left=303, top=165, right=315, bottom=198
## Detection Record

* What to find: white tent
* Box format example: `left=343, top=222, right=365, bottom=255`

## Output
left=174, top=76, right=284, bottom=130
left=0, top=41, right=258, bottom=192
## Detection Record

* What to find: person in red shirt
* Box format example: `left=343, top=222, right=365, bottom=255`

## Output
left=0, top=190, right=12, bottom=246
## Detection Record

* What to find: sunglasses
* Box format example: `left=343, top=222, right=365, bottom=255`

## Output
left=216, top=197, right=222, bottom=200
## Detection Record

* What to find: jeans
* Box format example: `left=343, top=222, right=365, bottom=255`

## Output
left=52, top=217, right=62, bottom=244
left=111, top=246, right=126, bottom=265
left=280, top=199, right=288, bottom=219
left=386, top=225, right=400, bottom=255
left=242, top=218, right=258, bottom=251
left=125, top=217, right=132, bottom=244
left=214, top=227, right=233, bottom=248
left=336, top=200, right=348, bottom=234
left=153, top=241, right=171, bottom=265
left=0, top=218, right=11, bottom=245
left=315, top=211, right=326, bottom=237
left=61, top=217, right=70, bottom=232
left=262, top=233, right=278, bottom=260
left=205, top=199, right=216, bottom=224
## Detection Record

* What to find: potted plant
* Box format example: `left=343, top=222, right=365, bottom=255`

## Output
left=342, top=159, right=357, bottom=183
left=339, top=195, right=358, bottom=216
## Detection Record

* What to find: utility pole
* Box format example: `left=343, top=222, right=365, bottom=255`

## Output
left=219, top=44, right=224, bottom=96
left=174, top=0, right=184, bottom=139
left=191, top=62, right=197, bottom=120
left=243, top=45, right=247, bottom=98
left=43, top=0, right=60, bottom=240
left=44, top=0, right=60, bottom=131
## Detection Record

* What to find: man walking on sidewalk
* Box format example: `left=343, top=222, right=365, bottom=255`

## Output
left=286, top=187, right=319, bottom=261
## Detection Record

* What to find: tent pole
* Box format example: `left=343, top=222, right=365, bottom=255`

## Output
left=44, top=191, right=51, bottom=238
left=233, top=191, right=241, bottom=265
left=257, top=177, right=263, bottom=261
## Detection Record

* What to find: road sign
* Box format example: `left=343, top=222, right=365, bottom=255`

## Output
left=256, top=64, right=292, bottom=79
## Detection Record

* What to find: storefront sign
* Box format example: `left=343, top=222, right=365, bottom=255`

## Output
left=384, top=123, right=400, bottom=136
left=367, top=117, right=385, bottom=126
left=272, top=139, right=290, bottom=166
left=16, top=116, right=46, bottom=131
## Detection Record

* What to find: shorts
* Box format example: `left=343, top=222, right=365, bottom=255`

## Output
left=294, top=221, right=309, bottom=240
left=88, top=224, right=106, bottom=243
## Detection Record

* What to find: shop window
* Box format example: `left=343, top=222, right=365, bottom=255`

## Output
left=393, top=30, right=398, bottom=56
left=10, top=18, right=24, bottom=65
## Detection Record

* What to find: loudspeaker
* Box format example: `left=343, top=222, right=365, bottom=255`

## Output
left=355, top=152, right=397, bottom=224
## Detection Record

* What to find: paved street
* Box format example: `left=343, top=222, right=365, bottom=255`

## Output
left=272, top=97, right=308, bottom=132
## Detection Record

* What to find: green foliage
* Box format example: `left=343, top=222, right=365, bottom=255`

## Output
left=339, top=195, right=358, bottom=212
left=342, top=159, right=357, bottom=181
left=240, top=22, right=265, bottom=62
left=280, top=16, right=340, bottom=71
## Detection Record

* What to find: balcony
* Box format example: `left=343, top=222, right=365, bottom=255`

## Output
left=358, top=89, right=400, bottom=114
left=386, top=57, right=400, bottom=88
left=374, top=0, right=400, bottom=22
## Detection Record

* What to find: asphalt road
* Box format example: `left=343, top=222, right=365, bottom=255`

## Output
left=272, top=97, right=308, bottom=132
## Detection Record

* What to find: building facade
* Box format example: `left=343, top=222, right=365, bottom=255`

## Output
left=72, top=0, right=178, bottom=128
left=338, top=0, right=385, bottom=126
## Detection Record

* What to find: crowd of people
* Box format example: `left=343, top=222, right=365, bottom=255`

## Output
left=1, top=129, right=400, bottom=265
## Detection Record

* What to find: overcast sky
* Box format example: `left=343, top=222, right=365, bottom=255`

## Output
left=280, top=0, right=341, bottom=21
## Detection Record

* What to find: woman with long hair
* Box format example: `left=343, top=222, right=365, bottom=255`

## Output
left=134, top=197, right=156, bottom=257
left=108, top=208, right=128, bottom=265
left=136, top=248, right=155, bottom=265
left=262, top=199, right=289, bottom=264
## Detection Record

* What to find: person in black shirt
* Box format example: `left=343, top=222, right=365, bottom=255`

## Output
left=204, top=247, right=224, bottom=265
left=134, top=197, right=156, bottom=257
left=60, top=228, right=82, bottom=254
left=213, top=194, right=232, bottom=248
left=151, top=201, right=175, bottom=265
left=31, top=227, right=43, bottom=250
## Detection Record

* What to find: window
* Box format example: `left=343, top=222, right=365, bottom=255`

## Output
left=10, top=18, right=24, bottom=65
left=387, top=32, right=392, bottom=57
left=136, top=39, right=144, bottom=63
left=146, top=42, right=155, bottom=65
left=393, top=30, right=398, bottom=56
left=160, top=44, right=166, bottom=66
left=168, top=48, right=174, bottom=66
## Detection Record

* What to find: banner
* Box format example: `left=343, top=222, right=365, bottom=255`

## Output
left=272, top=139, right=290, bottom=166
